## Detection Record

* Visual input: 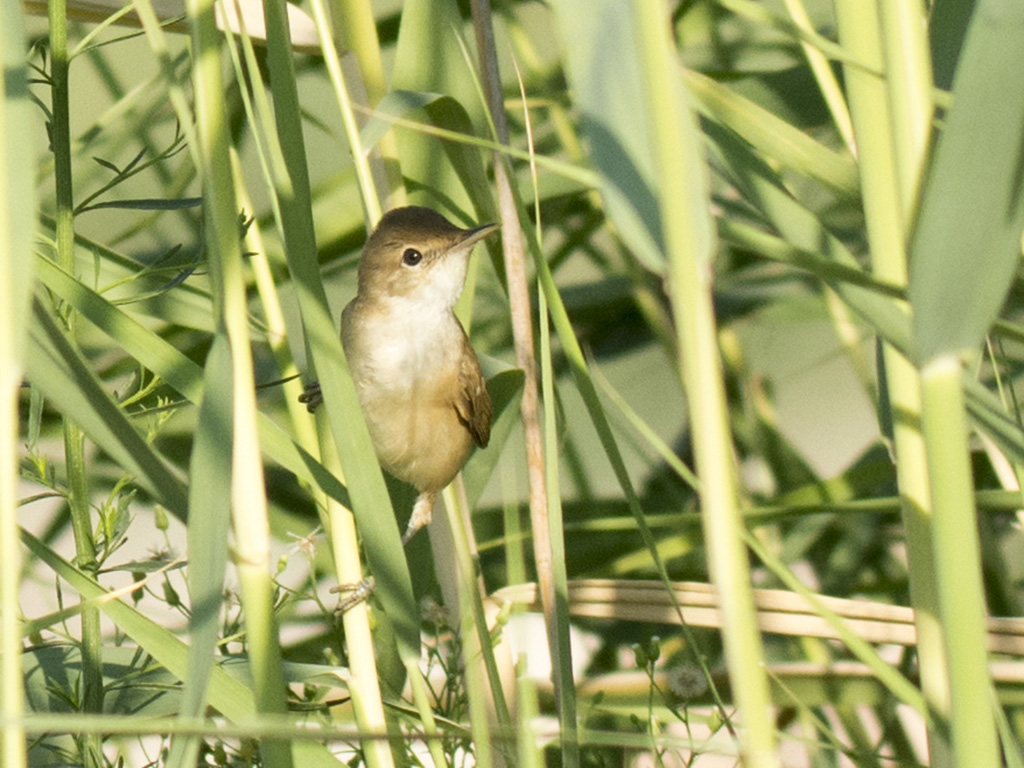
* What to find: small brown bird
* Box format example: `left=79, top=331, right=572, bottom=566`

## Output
left=302, top=206, right=497, bottom=545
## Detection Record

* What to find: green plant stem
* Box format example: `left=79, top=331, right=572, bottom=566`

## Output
left=308, top=0, right=382, bottom=224
left=223, top=21, right=390, bottom=761
left=636, top=4, right=776, bottom=765
left=187, top=1, right=293, bottom=766
left=517, top=60, right=579, bottom=760
left=537, top=280, right=578, bottom=761
left=259, top=7, right=416, bottom=768
left=441, top=479, right=513, bottom=729
left=515, top=657, right=542, bottom=768
left=920, top=356, right=1000, bottom=767
left=406, top=663, right=448, bottom=768
left=530, top=155, right=739, bottom=755
left=47, top=6, right=103, bottom=765
left=327, top=0, right=405, bottom=205
left=877, top=0, right=933, bottom=215
left=873, top=2, right=951, bottom=757
left=318, top=421, right=393, bottom=768
left=259, top=0, right=420, bottom=665
left=780, top=0, right=855, bottom=155
left=833, top=3, right=952, bottom=765
left=441, top=489, right=496, bottom=768
left=0, top=5, right=30, bottom=764
left=506, top=39, right=728, bottom=732
left=230, top=153, right=314, bottom=449
left=469, top=3, right=577, bottom=765
left=0, top=374, right=24, bottom=768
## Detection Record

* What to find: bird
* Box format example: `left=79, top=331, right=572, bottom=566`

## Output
left=301, top=206, right=497, bottom=547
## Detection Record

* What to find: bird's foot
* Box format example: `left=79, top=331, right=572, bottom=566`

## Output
left=401, top=491, right=438, bottom=545
left=331, top=576, right=376, bottom=613
left=298, top=381, right=323, bottom=413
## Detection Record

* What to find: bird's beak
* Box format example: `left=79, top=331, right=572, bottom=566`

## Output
left=459, top=221, right=500, bottom=248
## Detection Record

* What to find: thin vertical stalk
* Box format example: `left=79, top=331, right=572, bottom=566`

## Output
left=407, top=665, right=448, bottom=768
left=833, top=3, right=950, bottom=764
left=307, top=0, right=382, bottom=224
left=440, top=482, right=498, bottom=768
left=468, top=0, right=561, bottom=730
left=515, top=658, right=542, bottom=768
left=875, top=0, right=952, bottom=760
left=47, top=7, right=103, bottom=765
left=468, top=0, right=550, bottom=637
left=327, top=0, right=405, bottom=206
left=440, top=479, right=513, bottom=731
left=187, top=2, right=292, bottom=765
left=317, top=424, right=392, bottom=768
left=229, top=153, right=314, bottom=447
left=518, top=43, right=580, bottom=766
left=259, top=5, right=410, bottom=767
left=223, top=39, right=389, bottom=760
left=636, top=3, right=777, bottom=766
left=0, top=348, right=23, bottom=768
left=469, top=1, right=572, bottom=764
left=0, top=3, right=31, bottom=764
left=920, top=356, right=1000, bottom=767
left=324, top=486, right=393, bottom=768
left=780, top=0, right=855, bottom=155
left=878, top=0, right=933, bottom=215
left=537, top=283, right=578, bottom=763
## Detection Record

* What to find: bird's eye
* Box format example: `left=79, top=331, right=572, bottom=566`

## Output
left=402, top=248, right=423, bottom=266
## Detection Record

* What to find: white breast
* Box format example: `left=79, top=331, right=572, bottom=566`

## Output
left=342, top=296, right=470, bottom=490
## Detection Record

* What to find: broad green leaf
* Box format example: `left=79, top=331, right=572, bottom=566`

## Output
left=168, top=333, right=233, bottom=768
left=909, top=0, right=1024, bottom=363
left=930, top=0, right=977, bottom=90
left=548, top=0, right=665, bottom=274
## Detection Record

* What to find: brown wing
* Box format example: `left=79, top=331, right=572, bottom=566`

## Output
left=455, top=332, right=492, bottom=448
